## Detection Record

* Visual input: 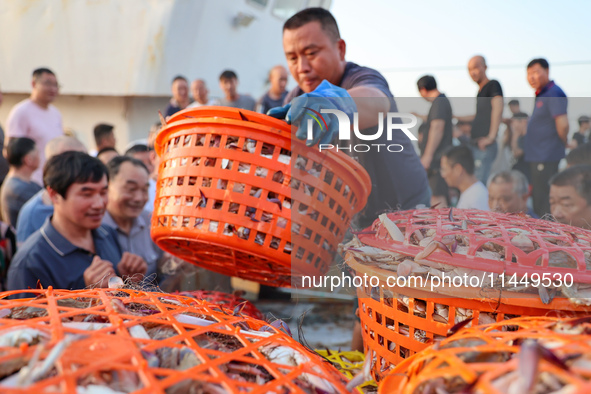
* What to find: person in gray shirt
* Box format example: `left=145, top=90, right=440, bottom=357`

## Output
left=0, top=137, right=42, bottom=227
left=102, top=156, right=162, bottom=281
left=217, top=70, right=256, bottom=111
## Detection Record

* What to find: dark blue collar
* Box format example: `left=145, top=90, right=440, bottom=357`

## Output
left=536, top=80, right=555, bottom=97
left=40, top=216, right=111, bottom=257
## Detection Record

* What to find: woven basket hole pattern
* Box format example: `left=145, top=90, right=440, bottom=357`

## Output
left=153, top=130, right=360, bottom=283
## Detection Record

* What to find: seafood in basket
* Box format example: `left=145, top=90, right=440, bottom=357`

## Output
left=343, top=208, right=591, bottom=381
left=378, top=315, right=591, bottom=394
left=343, top=208, right=591, bottom=305
left=0, top=286, right=352, bottom=394
left=174, top=290, right=265, bottom=321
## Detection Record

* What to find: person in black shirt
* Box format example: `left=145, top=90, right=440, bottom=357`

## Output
left=258, top=65, right=289, bottom=115
left=413, top=75, right=452, bottom=206
left=456, top=56, right=503, bottom=184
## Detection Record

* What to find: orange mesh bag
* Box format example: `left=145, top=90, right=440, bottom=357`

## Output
left=379, top=315, right=591, bottom=394
left=152, top=107, right=370, bottom=288
left=0, top=287, right=353, bottom=393
left=343, top=208, right=591, bottom=380
left=174, top=290, right=265, bottom=321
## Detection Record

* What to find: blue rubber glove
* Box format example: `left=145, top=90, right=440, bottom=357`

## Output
left=266, top=80, right=357, bottom=146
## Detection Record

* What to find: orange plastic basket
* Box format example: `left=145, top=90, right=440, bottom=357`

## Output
left=174, top=290, right=265, bottom=321
left=344, top=208, right=591, bottom=381
left=0, top=287, right=353, bottom=393
left=379, top=316, right=591, bottom=393
left=152, top=107, right=370, bottom=288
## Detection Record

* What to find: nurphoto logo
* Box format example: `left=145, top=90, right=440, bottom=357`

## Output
left=305, top=109, right=419, bottom=152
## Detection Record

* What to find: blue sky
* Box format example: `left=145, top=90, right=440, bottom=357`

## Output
left=331, top=0, right=590, bottom=99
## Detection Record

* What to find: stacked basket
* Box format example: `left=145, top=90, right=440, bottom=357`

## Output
left=344, top=208, right=591, bottom=381
left=152, top=107, right=370, bottom=287
left=378, top=316, right=591, bottom=393
left=0, top=287, right=353, bottom=393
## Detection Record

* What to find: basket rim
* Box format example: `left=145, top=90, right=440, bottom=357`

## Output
left=345, top=251, right=588, bottom=311
left=155, top=107, right=372, bottom=210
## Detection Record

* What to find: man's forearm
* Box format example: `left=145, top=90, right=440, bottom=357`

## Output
left=455, top=114, right=475, bottom=123
left=555, top=114, right=569, bottom=145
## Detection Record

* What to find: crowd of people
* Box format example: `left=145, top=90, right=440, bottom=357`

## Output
left=0, top=7, right=590, bottom=298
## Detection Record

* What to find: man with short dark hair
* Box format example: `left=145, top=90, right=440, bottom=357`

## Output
left=487, top=170, right=536, bottom=217
left=566, top=142, right=591, bottom=168
left=258, top=65, right=289, bottom=114
left=524, top=58, right=568, bottom=218
left=218, top=70, right=256, bottom=111
left=0, top=138, right=42, bottom=226
left=456, top=56, right=504, bottom=184
left=414, top=76, right=453, bottom=170
left=440, top=145, right=489, bottom=210
left=124, top=143, right=154, bottom=175
left=269, top=7, right=430, bottom=228
left=508, top=99, right=520, bottom=115
left=165, top=76, right=190, bottom=117
left=550, top=165, right=591, bottom=229
left=508, top=111, right=530, bottom=181
left=103, top=156, right=162, bottom=280
left=571, top=116, right=590, bottom=148
left=15, top=136, right=87, bottom=245
left=7, top=151, right=147, bottom=297
left=93, top=123, right=116, bottom=153
left=6, top=68, right=64, bottom=186
left=97, top=147, right=119, bottom=165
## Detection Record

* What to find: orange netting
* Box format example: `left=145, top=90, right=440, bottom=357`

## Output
left=343, top=208, right=591, bottom=381
left=151, top=107, right=370, bottom=288
left=379, top=316, right=591, bottom=394
left=174, top=290, right=265, bottom=321
left=0, top=287, right=353, bottom=393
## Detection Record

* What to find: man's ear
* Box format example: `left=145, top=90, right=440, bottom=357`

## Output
left=337, top=39, right=346, bottom=61
left=46, top=186, right=62, bottom=205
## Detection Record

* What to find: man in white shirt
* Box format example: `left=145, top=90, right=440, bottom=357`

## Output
left=6, top=68, right=64, bottom=186
left=440, top=145, right=489, bottom=210
left=187, top=79, right=215, bottom=108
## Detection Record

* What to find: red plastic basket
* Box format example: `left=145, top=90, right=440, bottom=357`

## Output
left=379, top=316, right=591, bottom=394
left=152, top=107, right=370, bottom=287
left=0, top=287, right=353, bottom=393
left=345, top=208, right=591, bottom=381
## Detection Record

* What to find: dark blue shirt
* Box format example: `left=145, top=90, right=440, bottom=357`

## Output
left=524, top=81, right=567, bottom=162
left=285, top=62, right=430, bottom=227
left=7, top=217, right=122, bottom=298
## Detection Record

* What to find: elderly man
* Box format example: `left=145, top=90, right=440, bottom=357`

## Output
left=6, top=68, right=64, bottom=186
left=258, top=65, right=289, bottom=114
left=487, top=170, right=536, bottom=217
left=7, top=152, right=147, bottom=297
left=103, top=156, right=162, bottom=280
left=550, top=165, right=591, bottom=229
left=15, top=136, right=87, bottom=245
left=187, top=79, right=214, bottom=108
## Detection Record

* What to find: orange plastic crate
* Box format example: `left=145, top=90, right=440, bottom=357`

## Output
left=0, top=287, right=353, bottom=393
left=152, top=107, right=370, bottom=287
left=345, top=208, right=591, bottom=381
left=379, top=316, right=591, bottom=393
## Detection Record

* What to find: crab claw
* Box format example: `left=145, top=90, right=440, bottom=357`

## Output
left=346, top=350, right=373, bottom=392
left=415, top=241, right=453, bottom=260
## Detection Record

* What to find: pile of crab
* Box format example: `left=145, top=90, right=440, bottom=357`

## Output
left=342, top=209, right=591, bottom=308
left=380, top=315, right=591, bottom=394
left=0, top=281, right=352, bottom=394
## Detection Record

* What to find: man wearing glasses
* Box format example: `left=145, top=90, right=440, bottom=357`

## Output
left=6, top=68, right=64, bottom=186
